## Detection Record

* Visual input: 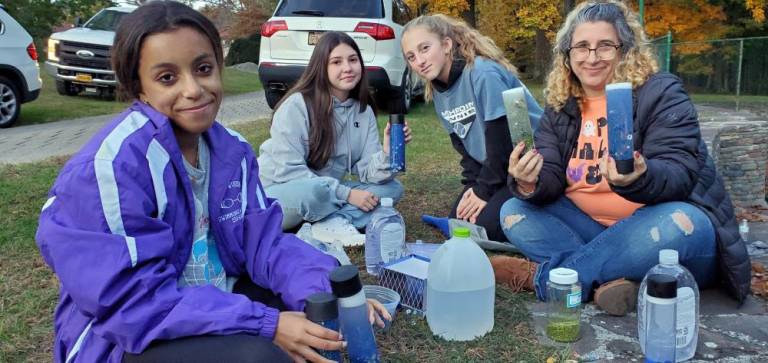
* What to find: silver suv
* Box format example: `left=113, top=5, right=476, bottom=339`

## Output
left=258, top=0, right=422, bottom=112
left=0, top=5, right=42, bottom=128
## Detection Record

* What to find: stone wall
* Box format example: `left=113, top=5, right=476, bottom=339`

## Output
left=698, top=105, right=768, bottom=208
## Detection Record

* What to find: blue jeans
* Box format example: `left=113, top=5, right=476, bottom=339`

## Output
left=499, top=196, right=717, bottom=301
left=265, top=178, right=403, bottom=230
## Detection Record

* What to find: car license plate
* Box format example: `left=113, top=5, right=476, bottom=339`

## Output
left=308, top=31, right=323, bottom=45
left=75, top=73, right=93, bottom=83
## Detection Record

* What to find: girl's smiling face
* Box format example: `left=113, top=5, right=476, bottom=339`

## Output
left=401, top=25, right=453, bottom=83
left=138, top=26, right=222, bottom=136
left=326, top=43, right=362, bottom=100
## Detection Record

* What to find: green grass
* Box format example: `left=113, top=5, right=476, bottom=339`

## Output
left=0, top=102, right=563, bottom=362
left=16, top=67, right=262, bottom=127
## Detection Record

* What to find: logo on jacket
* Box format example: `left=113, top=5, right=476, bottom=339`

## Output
left=441, top=102, right=476, bottom=139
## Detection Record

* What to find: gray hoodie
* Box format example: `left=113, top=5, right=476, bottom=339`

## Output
left=258, top=92, right=394, bottom=201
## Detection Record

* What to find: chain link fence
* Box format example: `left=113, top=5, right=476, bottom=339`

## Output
left=651, top=35, right=768, bottom=111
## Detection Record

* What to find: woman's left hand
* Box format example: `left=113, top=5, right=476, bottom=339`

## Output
left=383, top=120, right=413, bottom=156
left=366, top=298, right=391, bottom=328
left=599, top=151, right=648, bottom=187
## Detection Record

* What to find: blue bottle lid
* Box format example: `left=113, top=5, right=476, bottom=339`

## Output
left=330, top=265, right=363, bottom=298
left=305, top=292, right=338, bottom=323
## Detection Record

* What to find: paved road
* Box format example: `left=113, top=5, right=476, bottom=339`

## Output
left=0, top=91, right=271, bottom=164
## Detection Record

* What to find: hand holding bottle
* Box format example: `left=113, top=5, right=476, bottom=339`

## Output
left=382, top=120, right=413, bottom=156
left=274, top=311, right=345, bottom=363
left=508, top=141, right=542, bottom=195
left=599, top=151, right=647, bottom=187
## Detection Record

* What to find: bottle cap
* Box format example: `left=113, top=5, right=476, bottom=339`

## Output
left=452, top=227, right=470, bottom=238
left=549, top=268, right=578, bottom=285
left=389, top=114, right=404, bottom=124
left=304, top=292, right=338, bottom=323
left=647, top=274, right=677, bottom=299
left=659, top=249, right=679, bottom=265
left=329, top=265, right=363, bottom=299
left=381, top=197, right=393, bottom=207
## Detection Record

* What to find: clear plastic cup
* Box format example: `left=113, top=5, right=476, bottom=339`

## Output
left=363, top=285, right=400, bottom=330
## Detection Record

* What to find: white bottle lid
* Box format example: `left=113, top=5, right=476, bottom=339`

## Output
left=659, top=249, right=679, bottom=265
left=381, top=198, right=393, bottom=207
left=549, top=268, right=578, bottom=285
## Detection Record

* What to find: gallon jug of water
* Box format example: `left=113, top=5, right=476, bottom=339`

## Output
left=426, top=227, right=495, bottom=341
left=365, top=198, right=406, bottom=276
left=638, top=249, right=699, bottom=361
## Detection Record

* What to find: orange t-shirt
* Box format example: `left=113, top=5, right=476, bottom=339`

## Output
left=564, top=96, right=644, bottom=226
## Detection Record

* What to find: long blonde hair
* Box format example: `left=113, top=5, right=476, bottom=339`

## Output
left=403, top=14, right=517, bottom=101
left=545, top=0, right=658, bottom=110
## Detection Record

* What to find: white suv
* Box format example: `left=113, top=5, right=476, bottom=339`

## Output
left=0, top=5, right=42, bottom=128
left=258, top=0, right=422, bottom=112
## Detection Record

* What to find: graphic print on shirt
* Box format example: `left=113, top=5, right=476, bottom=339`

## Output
left=567, top=117, right=608, bottom=185
left=441, top=101, right=476, bottom=139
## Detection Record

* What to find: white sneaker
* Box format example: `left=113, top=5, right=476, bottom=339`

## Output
left=311, top=216, right=365, bottom=247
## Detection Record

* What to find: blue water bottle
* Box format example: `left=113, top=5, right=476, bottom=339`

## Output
left=330, top=265, right=380, bottom=363
left=643, top=274, right=677, bottom=363
left=305, top=292, right=341, bottom=362
left=606, top=82, right=634, bottom=174
left=389, top=114, right=406, bottom=172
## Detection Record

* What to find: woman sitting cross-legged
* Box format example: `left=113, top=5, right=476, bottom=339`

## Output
left=491, top=0, right=750, bottom=316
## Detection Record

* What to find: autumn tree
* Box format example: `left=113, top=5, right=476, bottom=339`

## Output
left=405, top=0, right=469, bottom=17
left=743, top=0, right=766, bottom=22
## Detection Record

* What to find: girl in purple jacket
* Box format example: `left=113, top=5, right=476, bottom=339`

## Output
left=36, top=2, right=388, bottom=362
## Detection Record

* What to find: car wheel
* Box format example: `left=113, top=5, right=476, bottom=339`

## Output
left=0, top=76, right=21, bottom=128
left=265, top=89, right=284, bottom=110
left=390, top=70, right=413, bottom=114
left=56, top=80, right=80, bottom=96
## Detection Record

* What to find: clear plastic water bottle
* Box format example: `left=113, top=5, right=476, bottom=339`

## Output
left=365, top=198, right=406, bottom=275
left=739, top=219, right=750, bottom=242
left=426, top=227, right=495, bottom=341
left=638, top=249, right=699, bottom=361
left=643, top=274, right=677, bottom=363
left=330, top=265, right=380, bottom=363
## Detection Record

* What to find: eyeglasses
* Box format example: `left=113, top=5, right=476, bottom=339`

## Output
left=567, top=44, right=622, bottom=61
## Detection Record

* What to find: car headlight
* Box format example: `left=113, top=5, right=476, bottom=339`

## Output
left=47, top=39, right=60, bottom=62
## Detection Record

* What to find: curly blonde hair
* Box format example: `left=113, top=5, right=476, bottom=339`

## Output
left=403, top=14, right=517, bottom=101
left=545, top=0, right=658, bottom=110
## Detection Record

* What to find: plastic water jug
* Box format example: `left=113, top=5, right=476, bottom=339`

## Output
left=426, top=227, right=495, bottom=341
left=365, top=198, right=406, bottom=275
left=638, top=249, right=699, bottom=361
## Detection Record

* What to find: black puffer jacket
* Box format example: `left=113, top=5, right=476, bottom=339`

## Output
left=508, top=73, right=751, bottom=302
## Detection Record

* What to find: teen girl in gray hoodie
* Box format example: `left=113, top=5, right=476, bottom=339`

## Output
left=258, top=31, right=412, bottom=246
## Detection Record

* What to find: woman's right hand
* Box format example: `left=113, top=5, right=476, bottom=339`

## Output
left=274, top=312, right=345, bottom=363
left=347, top=189, right=379, bottom=212
left=508, top=141, right=543, bottom=194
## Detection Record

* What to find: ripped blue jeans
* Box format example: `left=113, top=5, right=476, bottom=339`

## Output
left=499, top=196, right=717, bottom=301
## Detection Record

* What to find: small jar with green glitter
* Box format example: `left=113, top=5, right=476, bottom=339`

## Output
left=545, top=268, right=582, bottom=342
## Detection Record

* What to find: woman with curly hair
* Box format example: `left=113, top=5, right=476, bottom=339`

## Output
left=401, top=14, right=542, bottom=241
left=491, top=0, right=750, bottom=316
